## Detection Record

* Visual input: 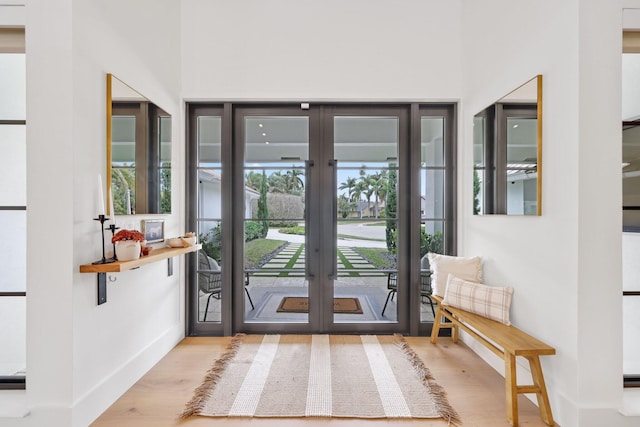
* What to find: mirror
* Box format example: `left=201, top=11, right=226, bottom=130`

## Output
left=473, top=75, right=542, bottom=215
left=106, top=74, right=171, bottom=215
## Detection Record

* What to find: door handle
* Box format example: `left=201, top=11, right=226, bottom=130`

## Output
left=305, top=160, right=315, bottom=280
left=328, top=159, right=338, bottom=281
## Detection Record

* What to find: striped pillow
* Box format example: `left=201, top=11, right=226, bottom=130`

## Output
left=442, top=274, right=514, bottom=325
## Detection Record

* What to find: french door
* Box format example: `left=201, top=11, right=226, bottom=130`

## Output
left=187, top=103, right=455, bottom=336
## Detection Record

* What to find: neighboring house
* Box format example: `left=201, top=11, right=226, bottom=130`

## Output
left=346, top=200, right=387, bottom=219
left=198, top=170, right=259, bottom=220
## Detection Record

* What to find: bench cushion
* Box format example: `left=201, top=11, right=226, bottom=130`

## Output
left=427, top=252, right=483, bottom=296
left=442, top=275, right=514, bottom=325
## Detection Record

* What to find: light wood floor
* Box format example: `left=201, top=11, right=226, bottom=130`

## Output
left=91, top=336, right=558, bottom=427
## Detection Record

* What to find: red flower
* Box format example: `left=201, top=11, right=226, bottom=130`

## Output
left=112, top=229, right=145, bottom=243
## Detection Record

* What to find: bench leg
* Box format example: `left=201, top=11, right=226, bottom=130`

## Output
left=526, top=355, right=555, bottom=426
left=451, top=315, right=459, bottom=343
left=430, top=303, right=443, bottom=343
left=505, top=353, right=519, bottom=426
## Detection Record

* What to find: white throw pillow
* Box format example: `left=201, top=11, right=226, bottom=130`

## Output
left=442, top=274, right=514, bottom=325
left=427, top=252, right=483, bottom=296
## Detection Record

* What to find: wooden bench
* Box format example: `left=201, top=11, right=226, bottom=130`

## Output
left=430, top=294, right=556, bottom=427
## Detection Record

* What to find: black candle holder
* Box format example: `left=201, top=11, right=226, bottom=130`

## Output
left=92, top=214, right=116, bottom=265
left=108, top=223, right=120, bottom=262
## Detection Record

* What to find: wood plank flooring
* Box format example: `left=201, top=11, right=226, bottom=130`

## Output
left=91, top=336, right=558, bottom=427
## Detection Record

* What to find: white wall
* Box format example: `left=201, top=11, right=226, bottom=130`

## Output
left=71, top=1, right=183, bottom=425
left=182, top=0, right=462, bottom=101
left=461, top=1, right=633, bottom=426
left=0, top=1, right=184, bottom=426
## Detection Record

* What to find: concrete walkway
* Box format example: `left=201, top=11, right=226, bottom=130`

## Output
left=254, top=242, right=383, bottom=278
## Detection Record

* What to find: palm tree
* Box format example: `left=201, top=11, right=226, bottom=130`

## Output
left=358, top=173, right=376, bottom=218
left=339, top=177, right=357, bottom=207
left=112, top=167, right=135, bottom=214
left=284, top=168, right=304, bottom=193
left=268, top=171, right=286, bottom=193
left=370, top=170, right=388, bottom=218
left=351, top=181, right=367, bottom=218
left=245, top=171, right=263, bottom=191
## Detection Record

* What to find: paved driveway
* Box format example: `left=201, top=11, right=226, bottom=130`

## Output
left=266, top=223, right=387, bottom=248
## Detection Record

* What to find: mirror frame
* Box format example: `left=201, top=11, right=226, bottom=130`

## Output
left=106, top=73, right=112, bottom=215
left=473, top=75, right=542, bottom=216
left=106, top=73, right=171, bottom=215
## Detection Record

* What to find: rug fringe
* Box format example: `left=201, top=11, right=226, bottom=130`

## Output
left=393, top=334, right=463, bottom=426
left=179, top=333, right=246, bottom=420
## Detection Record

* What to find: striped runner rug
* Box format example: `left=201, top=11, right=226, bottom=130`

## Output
left=181, top=334, right=460, bottom=424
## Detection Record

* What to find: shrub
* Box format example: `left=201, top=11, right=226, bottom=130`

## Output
left=269, top=220, right=298, bottom=228
left=278, top=226, right=305, bottom=235
left=421, top=230, right=443, bottom=257
left=200, top=221, right=275, bottom=262
left=245, top=221, right=265, bottom=242
left=200, top=224, right=222, bottom=261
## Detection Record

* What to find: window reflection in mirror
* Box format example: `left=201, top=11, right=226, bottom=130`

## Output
left=473, top=75, right=542, bottom=216
left=107, top=74, right=171, bottom=215
left=623, top=123, right=640, bottom=230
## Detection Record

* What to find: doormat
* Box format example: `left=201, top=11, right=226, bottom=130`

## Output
left=180, top=334, right=460, bottom=424
left=276, top=296, right=363, bottom=314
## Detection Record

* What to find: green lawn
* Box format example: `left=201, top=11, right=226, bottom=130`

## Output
left=352, top=247, right=397, bottom=269
left=244, top=239, right=287, bottom=269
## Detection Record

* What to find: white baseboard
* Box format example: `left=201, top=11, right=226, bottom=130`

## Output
left=0, top=390, right=28, bottom=418
left=71, top=323, right=184, bottom=427
left=622, top=388, right=640, bottom=416
left=459, top=332, right=640, bottom=426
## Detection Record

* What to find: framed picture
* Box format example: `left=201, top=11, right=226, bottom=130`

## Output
left=141, top=219, right=165, bottom=243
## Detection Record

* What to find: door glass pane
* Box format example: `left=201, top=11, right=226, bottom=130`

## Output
left=111, top=116, right=136, bottom=214
left=198, top=116, right=221, bottom=167
left=421, top=169, right=444, bottom=219
left=0, top=211, right=25, bottom=292
left=623, top=124, right=640, bottom=230
left=473, top=115, right=485, bottom=215
left=0, top=53, right=26, bottom=385
left=0, top=54, right=25, bottom=120
left=334, top=116, right=398, bottom=323
left=623, top=297, right=640, bottom=377
left=506, top=117, right=538, bottom=215
left=421, top=117, right=444, bottom=167
left=243, top=116, right=309, bottom=323
left=0, top=125, right=26, bottom=206
left=421, top=116, right=446, bottom=323
left=197, top=116, right=223, bottom=323
left=158, top=116, right=171, bottom=214
left=0, top=296, right=25, bottom=377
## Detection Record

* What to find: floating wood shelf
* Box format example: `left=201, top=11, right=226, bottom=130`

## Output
left=80, top=244, right=201, bottom=273
left=80, top=244, right=201, bottom=305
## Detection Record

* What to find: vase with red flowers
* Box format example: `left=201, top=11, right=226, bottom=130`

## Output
left=112, top=229, right=145, bottom=261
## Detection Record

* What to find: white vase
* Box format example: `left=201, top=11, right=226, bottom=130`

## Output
left=115, top=240, right=141, bottom=261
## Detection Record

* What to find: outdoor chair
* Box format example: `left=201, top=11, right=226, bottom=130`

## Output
left=199, top=251, right=222, bottom=321
left=244, top=272, right=255, bottom=310
left=199, top=251, right=255, bottom=322
left=381, top=270, right=436, bottom=317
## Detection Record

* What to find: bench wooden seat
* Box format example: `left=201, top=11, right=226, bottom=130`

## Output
left=430, top=294, right=556, bottom=427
